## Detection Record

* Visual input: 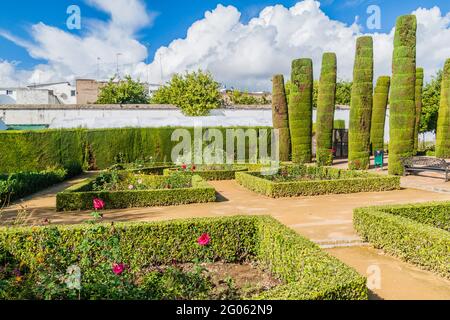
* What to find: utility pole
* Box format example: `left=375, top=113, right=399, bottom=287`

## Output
left=159, top=52, right=163, bottom=84
left=97, top=57, right=101, bottom=80
left=116, top=53, right=122, bottom=79
left=145, top=43, right=150, bottom=84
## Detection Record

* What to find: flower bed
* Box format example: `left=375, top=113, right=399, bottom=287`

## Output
left=0, top=216, right=367, bottom=300
left=0, top=167, right=82, bottom=204
left=163, top=164, right=249, bottom=181
left=354, top=201, right=450, bottom=279
left=56, top=171, right=216, bottom=211
left=236, top=165, right=401, bottom=198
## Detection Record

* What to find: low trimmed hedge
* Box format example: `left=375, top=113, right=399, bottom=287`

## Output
left=0, top=167, right=82, bottom=204
left=236, top=166, right=401, bottom=198
left=163, top=166, right=248, bottom=181
left=56, top=175, right=216, bottom=211
left=354, top=201, right=450, bottom=279
left=0, top=216, right=367, bottom=300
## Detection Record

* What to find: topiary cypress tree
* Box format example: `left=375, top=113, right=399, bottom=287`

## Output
left=288, top=59, right=313, bottom=164
left=414, top=68, right=424, bottom=154
left=349, top=36, right=373, bottom=170
left=389, top=15, right=417, bottom=175
left=436, top=59, right=450, bottom=158
left=316, top=53, right=337, bottom=166
left=272, top=74, right=291, bottom=161
left=370, top=76, right=391, bottom=155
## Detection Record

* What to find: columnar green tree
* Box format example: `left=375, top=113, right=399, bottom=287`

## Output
left=389, top=15, right=417, bottom=175
left=414, top=68, right=424, bottom=154
left=316, top=53, right=337, bottom=166
left=436, top=59, right=450, bottom=158
left=349, top=36, right=373, bottom=170
left=288, top=59, right=313, bottom=163
left=272, top=74, right=291, bottom=161
left=370, top=76, right=391, bottom=154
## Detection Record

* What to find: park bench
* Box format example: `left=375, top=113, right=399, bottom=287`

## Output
left=401, top=156, right=449, bottom=182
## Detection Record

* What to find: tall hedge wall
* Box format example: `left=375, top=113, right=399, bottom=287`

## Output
left=316, top=53, right=337, bottom=166
left=349, top=36, right=373, bottom=170
left=436, top=59, right=450, bottom=158
left=288, top=59, right=313, bottom=164
left=389, top=15, right=417, bottom=175
left=0, top=127, right=273, bottom=173
left=272, top=74, right=291, bottom=161
left=414, top=68, right=424, bottom=154
left=370, top=76, right=391, bottom=154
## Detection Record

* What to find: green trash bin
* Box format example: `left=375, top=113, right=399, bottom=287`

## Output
left=374, top=150, right=384, bottom=168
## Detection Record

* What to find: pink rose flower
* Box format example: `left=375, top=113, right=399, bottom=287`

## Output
left=93, top=198, right=105, bottom=210
left=128, top=184, right=134, bottom=190
left=112, top=263, right=126, bottom=276
left=197, top=233, right=211, bottom=246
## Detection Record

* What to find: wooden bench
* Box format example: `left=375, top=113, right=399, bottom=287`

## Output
left=401, top=156, right=449, bottom=182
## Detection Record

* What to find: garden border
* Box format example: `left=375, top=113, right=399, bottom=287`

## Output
left=354, top=201, right=450, bottom=279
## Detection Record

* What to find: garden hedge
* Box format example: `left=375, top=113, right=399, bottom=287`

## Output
left=288, top=59, right=313, bottom=164
left=349, top=36, right=373, bottom=170
left=235, top=167, right=400, bottom=198
left=272, top=74, right=291, bottom=161
left=414, top=68, right=424, bottom=154
left=436, top=59, right=450, bottom=158
left=163, top=166, right=248, bottom=181
left=0, top=127, right=273, bottom=174
left=389, top=15, right=417, bottom=175
left=370, top=76, right=390, bottom=154
left=316, top=53, right=337, bottom=166
left=354, top=201, right=450, bottom=279
left=0, top=215, right=367, bottom=300
left=56, top=175, right=216, bottom=211
left=0, top=167, right=81, bottom=204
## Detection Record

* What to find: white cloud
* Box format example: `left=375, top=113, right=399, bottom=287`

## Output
left=1, top=0, right=450, bottom=91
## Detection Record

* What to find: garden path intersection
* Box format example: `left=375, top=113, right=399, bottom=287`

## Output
left=2, top=172, right=450, bottom=300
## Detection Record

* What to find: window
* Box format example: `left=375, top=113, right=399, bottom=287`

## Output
left=71, top=90, right=76, bottom=97
left=6, top=90, right=13, bottom=95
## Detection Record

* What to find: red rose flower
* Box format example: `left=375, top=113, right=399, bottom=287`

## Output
left=112, top=263, right=126, bottom=276
left=182, top=164, right=187, bottom=170
left=93, top=198, right=105, bottom=210
left=197, top=233, right=211, bottom=246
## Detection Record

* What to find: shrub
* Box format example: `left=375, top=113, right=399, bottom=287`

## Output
left=163, top=164, right=248, bottom=181
left=389, top=15, right=417, bottom=175
left=288, top=59, right=313, bottom=164
left=354, top=201, right=450, bottom=279
left=0, top=168, right=75, bottom=204
left=370, top=76, right=390, bottom=154
left=236, top=166, right=400, bottom=198
left=349, top=36, right=373, bottom=170
left=96, top=76, right=150, bottom=104
left=271, top=75, right=291, bottom=161
left=316, top=53, right=337, bottom=166
left=151, top=70, right=221, bottom=116
left=56, top=174, right=216, bottom=211
left=436, top=59, right=450, bottom=158
left=229, top=90, right=271, bottom=105
left=414, top=68, right=424, bottom=154
left=0, top=216, right=367, bottom=300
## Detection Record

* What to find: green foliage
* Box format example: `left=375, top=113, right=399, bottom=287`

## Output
left=370, top=76, right=391, bottom=154
left=0, top=127, right=272, bottom=173
left=354, top=201, right=450, bottom=279
left=436, top=59, right=450, bottom=158
left=271, top=75, right=291, bottom=161
left=236, top=166, right=400, bottom=198
left=287, top=80, right=351, bottom=108
left=151, top=70, right=221, bottom=116
left=389, top=15, right=417, bottom=175
left=56, top=174, right=216, bottom=211
left=414, top=68, right=424, bottom=154
left=164, top=164, right=248, bottom=181
left=229, top=90, right=271, bottom=105
left=288, top=59, right=313, bottom=164
left=0, top=215, right=367, bottom=300
left=349, top=36, right=374, bottom=170
left=96, top=76, right=149, bottom=104
left=421, top=70, right=442, bottom=133
left=0, top=168, right=73, bottom=204
left=316, top=53, right=337, bottom=166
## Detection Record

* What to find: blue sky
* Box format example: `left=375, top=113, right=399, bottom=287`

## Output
left=1, top=0, right=449, bottom=89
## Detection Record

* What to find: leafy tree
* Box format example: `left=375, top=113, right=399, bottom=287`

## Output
left=151, top=70, right=221, bottom=116
left=228, top=90, right=270, bottom=105
left=96, top=76, right=149, bottom=104
left=420, top=70, right=442, bottom=133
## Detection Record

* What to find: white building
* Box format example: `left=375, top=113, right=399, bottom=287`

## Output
left=27, top=82, right=77, bottom=104
left=0, top=87, right=61, bottom=105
